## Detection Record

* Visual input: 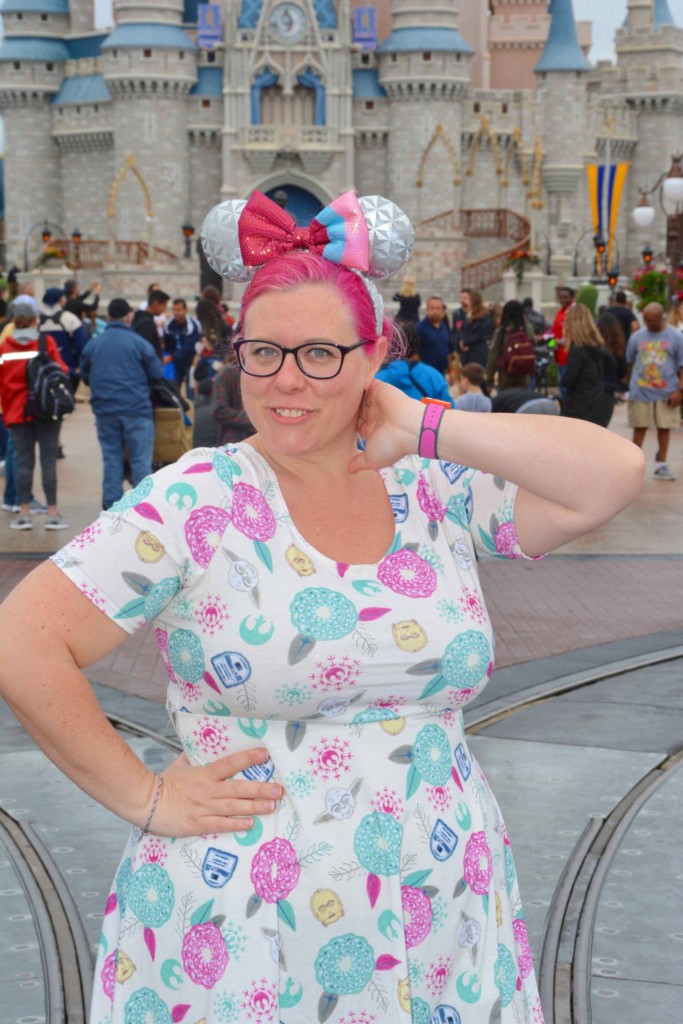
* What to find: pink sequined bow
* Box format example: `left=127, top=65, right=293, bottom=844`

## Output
left=238, top=190, right=370, bottom=272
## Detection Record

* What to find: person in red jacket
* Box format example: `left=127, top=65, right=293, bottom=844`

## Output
left=0, top=299, right=70, bottom=530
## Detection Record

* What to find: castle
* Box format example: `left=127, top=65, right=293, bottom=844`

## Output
left=0, top=0, right=681, bottom=302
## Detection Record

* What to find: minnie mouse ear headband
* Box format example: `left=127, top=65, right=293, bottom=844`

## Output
left=199, top=190, right=415, bottom=334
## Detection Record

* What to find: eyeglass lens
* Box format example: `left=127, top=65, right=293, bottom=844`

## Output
left=239, top=342, right=345, bottom=378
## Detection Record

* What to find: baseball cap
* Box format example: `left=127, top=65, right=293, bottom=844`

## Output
left=43, top=286, right=65, bottom=305
left=108, top=298, right=134, bottom=319
left=10, top=299, right=38, bottom=322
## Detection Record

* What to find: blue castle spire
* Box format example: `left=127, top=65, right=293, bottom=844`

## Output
left=535, top=0, right=590, bottom=73
left=654, top=0, right=675, bottom=29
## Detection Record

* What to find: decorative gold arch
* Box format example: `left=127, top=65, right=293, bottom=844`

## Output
left=465, top=115, right=503, bottom=179
left=415, top=122, right=462, bottom=188
left=500, top=127, right=530, bottom=190
left=107, top=155, right=154, bottom=221
left=529, top=137, right=545, bottom=210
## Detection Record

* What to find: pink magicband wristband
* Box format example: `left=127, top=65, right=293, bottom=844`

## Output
left=418, top=400, right=447, bottom=460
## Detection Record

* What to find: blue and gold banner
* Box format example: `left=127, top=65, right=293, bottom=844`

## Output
left=587, top=162, right=630, bottom=270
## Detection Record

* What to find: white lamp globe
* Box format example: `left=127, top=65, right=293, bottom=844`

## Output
left=663, top=159, right=683, bottom=205
left=633, top=202, right=655, bottom=229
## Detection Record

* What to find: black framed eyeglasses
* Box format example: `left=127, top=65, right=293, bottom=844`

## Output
left=233, top=339, right=369, bottom=379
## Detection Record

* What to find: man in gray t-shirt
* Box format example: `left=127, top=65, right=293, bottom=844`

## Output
left=626, top=303, right=683, bottom=481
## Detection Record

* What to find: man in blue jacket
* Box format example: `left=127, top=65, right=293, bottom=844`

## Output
left=376, top=322, right=454, bottom=407
left=80, top=298, right=163, bottom=509
left=163, top=298, right=202, bottom=398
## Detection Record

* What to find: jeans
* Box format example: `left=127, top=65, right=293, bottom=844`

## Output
left=95, top=412, right=155, bottom=509
left=174, top=360, right=195, bottom=400
left=10, top=420, right=61, bottom=506
left=3, top=432, right=18, bottom=506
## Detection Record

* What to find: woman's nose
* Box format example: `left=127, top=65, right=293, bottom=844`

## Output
left=275, top=350, right=307, bottom=388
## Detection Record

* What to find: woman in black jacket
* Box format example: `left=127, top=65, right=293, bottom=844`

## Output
left=562, top=304, right=616, bottom=427
left=458, top=289, right=493, bottom=368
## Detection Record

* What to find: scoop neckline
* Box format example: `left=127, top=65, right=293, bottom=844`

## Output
left=231, top=442, right=403, bottom=573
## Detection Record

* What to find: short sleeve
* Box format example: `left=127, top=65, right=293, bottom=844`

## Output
left=51, top=448, right=232, bottom=633
left=423, top=458, right=545, bottom=561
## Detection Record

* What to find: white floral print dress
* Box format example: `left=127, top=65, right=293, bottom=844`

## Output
left=53, top=443, right=545, bottom=1024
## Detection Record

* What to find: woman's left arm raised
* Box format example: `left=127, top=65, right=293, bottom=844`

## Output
left=353, top=380, right=644, bottom=557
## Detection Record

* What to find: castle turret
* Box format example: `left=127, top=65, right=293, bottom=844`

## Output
left=0, top=0, right=69, bottom=265
left=377, top=0, right=472, bottom=223
left=101, top=0, right=197, bottom=253
left=654, top=0, right=675, bottom=29
left=534, top=0, right=589, bottom=276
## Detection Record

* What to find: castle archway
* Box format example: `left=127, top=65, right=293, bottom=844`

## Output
left=263, top=183, right=324, bottom=225
left=107, top=155, right=154, bottom=240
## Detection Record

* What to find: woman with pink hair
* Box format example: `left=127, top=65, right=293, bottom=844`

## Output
left=0, top=191, right=643, bottom=1023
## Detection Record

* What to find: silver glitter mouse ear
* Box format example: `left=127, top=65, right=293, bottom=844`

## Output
left=350, top=270, right=384, bottom=334
left=359, top=196, right=415, bottom=279
left=199, top=200, right=252, bottom=282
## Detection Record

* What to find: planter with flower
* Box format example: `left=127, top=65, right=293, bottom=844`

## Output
left=504, top=249, right=541, bottom=286
left=630, top=266, right=669, bottom=310
left=37, top=246, right=71, bottom=269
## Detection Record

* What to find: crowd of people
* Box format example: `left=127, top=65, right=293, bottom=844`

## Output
left=0, top=276, right=254, bottom=523
left=389, top=278, right=682, bottom=481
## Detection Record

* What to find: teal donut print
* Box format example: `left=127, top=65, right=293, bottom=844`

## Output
left=124, top=987, right=172, bottom=1024
left=411, top=998, right=432, bottom=1024
left=168, top=628, right=205, bottom=683
left=143, top=577, right=182, bottom=621
left=314, top=933, right=376, bottom=995
left=127, top=864, right=175, bottom=928
left=413, top=724, right=452, bottom=786
left=494, top=942, right=517, bottom=1008
left=441, top=630, right=491, bottom=690
left=289, top=587, right=358, bottom=641
left=109, top=476, right=154, bottom=513
left=116, top=857, right=133, bottom=914
left=354, top=812, right=402, bottom=875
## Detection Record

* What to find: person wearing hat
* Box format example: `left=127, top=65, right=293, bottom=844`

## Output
left=40, top=286, right=90, bottom=396
left=0, top=299, right=70, bottom=529
left=79, top=298, right=163, bottom=509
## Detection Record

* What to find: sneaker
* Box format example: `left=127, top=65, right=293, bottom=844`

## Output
left=653, top=463, right=677, bottom=481
left=2, top=503, right=21, bottom=513
left=44, top=514, right=70, bottom=530
left=29, top=500, right=49, bottom=515
left=10, top=515, right=32, bottom=530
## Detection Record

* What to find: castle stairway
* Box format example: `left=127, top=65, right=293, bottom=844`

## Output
left=460, top=208, right=531, bottom=292
left=51, top=239, right=179, bottom=269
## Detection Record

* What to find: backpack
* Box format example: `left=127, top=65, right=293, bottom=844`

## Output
left=498, top=328, right=537, bottom=378
left=25, top=335, right=75, bottom=422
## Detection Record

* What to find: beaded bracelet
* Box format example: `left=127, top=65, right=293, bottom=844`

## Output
left=418, top=398, right=449, bottom=460
left=132, top=774, right=164, bottom=842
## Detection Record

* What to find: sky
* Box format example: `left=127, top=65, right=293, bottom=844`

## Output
left=570, top=0, right=683, bottom=61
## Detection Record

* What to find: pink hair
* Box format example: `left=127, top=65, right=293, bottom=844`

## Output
left=239, top=250, right=403, bottom=355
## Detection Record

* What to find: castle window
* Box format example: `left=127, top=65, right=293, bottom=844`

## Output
left=94, top=104, right=98, bottom=112
left=179, top=50, right=185, bottom=59
left=207, top=51, right=216, bottom=63
left=502, top=102, right=508, bottom=114
left=46, top=62, right=54, bottom=71
left=391, top=53, right=397, bottom=62
left=41, top=13, right=48, bottom=20
left=76, top=105, right=81, bottom=113
left=361, top=54, right=370, bottom=65
left=111, top=49, right=118, bottom=57
left=202, top=99, right=211, bottom=108
left=365, top=101, right=374, bottom=111
left=143, top=49, right=152, bottom=58
left=16, top=12, right=23, bottom=19
left=422, top=52, right=432, bottom=61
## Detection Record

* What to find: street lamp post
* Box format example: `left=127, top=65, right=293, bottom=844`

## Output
left=71, top=228, right=82, bottom=269
left=632, top=154, right=683, bottom=275
left=182, top=223, right=195, bottom=260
